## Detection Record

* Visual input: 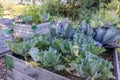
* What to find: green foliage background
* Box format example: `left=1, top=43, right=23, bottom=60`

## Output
left=0, top=4, right=3, bottom=17
left=0, top=0, right=119, bottom=25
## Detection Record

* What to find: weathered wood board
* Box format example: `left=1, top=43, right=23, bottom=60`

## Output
left=5, top=51, right=120, bottom=80
left=0, top=18, right=13, bottom=28
left=114, top=50, right=120, bottom=80
left=6, top=54, right=70, bottom=80
left=13, top=22, right=51, bottom=37
left=13, top=18, right=69, bottom=38
left=0, top=30, right=12, bottom=55
left=7, top=69, right=35, bottom=80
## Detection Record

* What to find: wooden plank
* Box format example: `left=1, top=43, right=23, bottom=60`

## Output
left=13, top=27, right=32, bottom=31
left=13, top=20, right=68, bottom=38
left=114, top=50, right=120, bottom=80
left=0, top=36, right=12, bottom=41
left=36, top=27, right=50, bottom=31
left=15, top=24, right=31, bottom=28
left=36, top=28, right=50, bottom=34
left=0, top=30, right=8, bottom=35
left=0, top=48, right=9, bottom=53
left=14, top=30, right=34, bottom=34
left=14, top=32, right=34, bottom=37
left=6, top=54, right=70, bottom=80
left=8, top=69, right=35, bottom=80
left=14, top=32, right=34, bottom=36
left=13, top=23, right=51, bottom=37
left=7, top=77, right=13, bottom=80
left=37, top=22, right=50, bottom=27
left=0, top=51, right=11, bottom=57
left=0, top=44, right=8, bottom=48
left=0, top=42, right=5, bottom=45
left=0, top=46, right=8, bottom=50
left=36, top=26, right=50, bottom=31
left=0, top=48, right=9, bottom=52
left=0, top=34, right=10, bottom=37
left=14, top=26, right=50, bottom=32
left=13, top=29, right=49, bottom=37
left=14, top=22, right=50, bottom=32
left=0, top=30, right=12, bottom=54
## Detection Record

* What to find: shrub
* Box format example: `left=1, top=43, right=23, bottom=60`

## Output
left=22, top=5, right=42, bottom=24
left=45, top=0, right=112, bottom=21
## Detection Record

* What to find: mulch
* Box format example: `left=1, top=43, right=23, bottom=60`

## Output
left=0, top=57, right=7, bottom=80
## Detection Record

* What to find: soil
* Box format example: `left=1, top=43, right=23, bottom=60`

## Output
left=55, top=70, right=87, bottom=80
left=99, top=49, right=115, bottom=73
left=99, top=49, right=114, bottom=62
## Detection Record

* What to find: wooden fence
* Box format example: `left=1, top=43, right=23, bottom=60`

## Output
left=6, top=54, right=70, bottom=80
left=0, top=18, right=69, bottom=56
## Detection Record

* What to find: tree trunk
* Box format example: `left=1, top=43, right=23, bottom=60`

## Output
left=20, top=0, right=23, bottom=4
left=32, top=0, right=36, bottom=5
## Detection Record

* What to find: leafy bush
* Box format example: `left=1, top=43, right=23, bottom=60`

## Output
left=22, top=5, right=42, bottom=24
left=20, top=5, right=54, bottom=24
left=0, top=1, right=26, bottom=18
left=10, top=5, right=25, bottom=17
left=45, top=0, right=112, bottom=21
left=90, top=10, right=119, bottom=27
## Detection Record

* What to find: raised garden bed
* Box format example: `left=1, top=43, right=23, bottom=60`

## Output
left=0, top=30, right=12, bottom=56
left=13, top=18, right=69, bottom=38
left=114, top=50, right=120, bottom=80
left=5, top=54, right=70, bottom=80
left=0, top=18, right=13, bottom=28
left=101, top=50, right=120, bottom=80
left=13, top=22, right=51, bottom=37
left=4, top=20, right=120, bottom=80
left=5, top=49, right=120, bottom=80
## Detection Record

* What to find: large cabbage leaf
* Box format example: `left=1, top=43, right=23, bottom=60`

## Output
left=70, top=52, right=116, bottom=79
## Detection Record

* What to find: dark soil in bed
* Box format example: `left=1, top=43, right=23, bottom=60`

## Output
left=99, top=49, right=114, bottom=62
